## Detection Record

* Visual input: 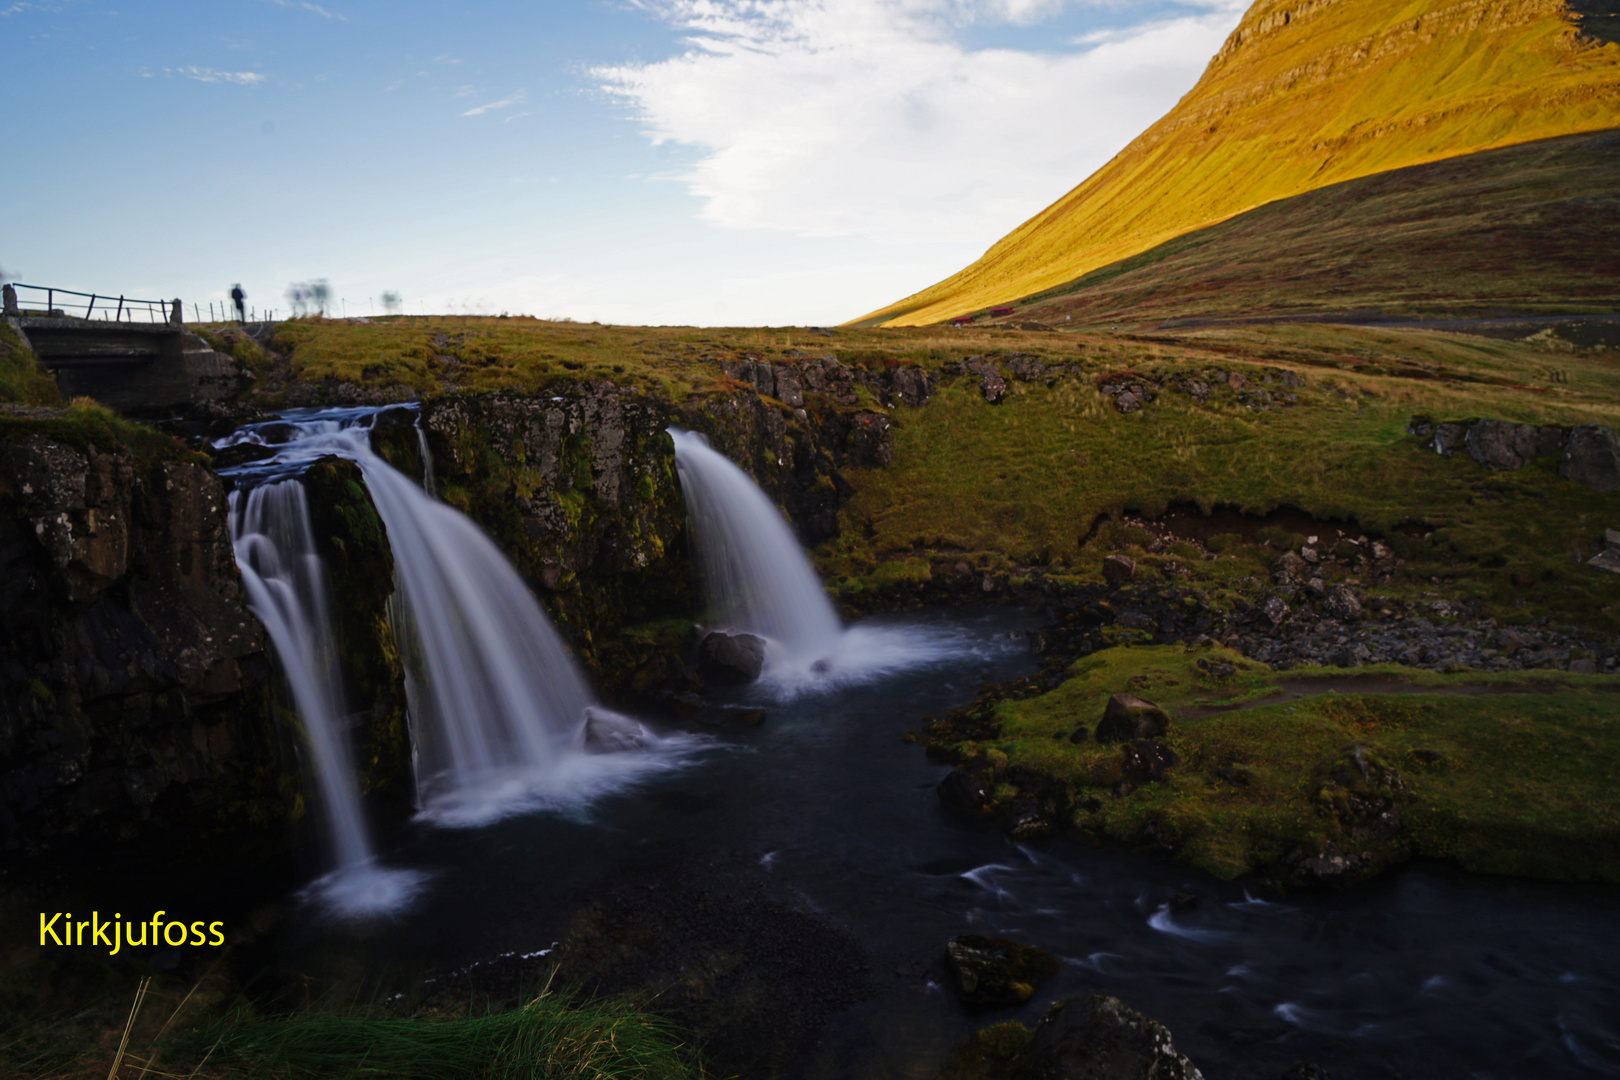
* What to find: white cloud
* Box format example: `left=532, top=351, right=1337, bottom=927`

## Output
left=268, top=0, right=346, bottom=21
left=170, top=66, right=267, bottom=85
left=597, top=0, right=1246, bottom=247
left=463, top=90, right=525, bottom=117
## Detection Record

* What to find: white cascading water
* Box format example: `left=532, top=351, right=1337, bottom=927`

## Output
left=668, top=428, right=844, bottom=656
left=668, top=427, right=960, bottom=694
left=229, top=480, right=425, bottom=916
left=220, top=409, right=685, bottom=838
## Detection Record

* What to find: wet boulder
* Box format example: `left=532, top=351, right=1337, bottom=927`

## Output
left=697, top=631, right=766, bottom=684
left=1282, top=1065, right=1335, bottom=1080
left=1027, top=995, right=1205, bottom=1080
left=938, top=765, right=995, bottom=818
left=945, top=935, right=1060, bottom=1010
left=1095, top=694, right=1169, bottom=743
left=1561, top=425, right=1620, bottom=492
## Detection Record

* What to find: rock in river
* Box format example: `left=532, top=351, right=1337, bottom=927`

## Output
left=945, top=934, right=1060, bottom=1009
left=698, top=630, right=766, bottom=683
left=1028, top=995, right=1204, bottom=1080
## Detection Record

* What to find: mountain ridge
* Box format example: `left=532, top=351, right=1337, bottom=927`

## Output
left=852, top=0, right=1620, bottom=327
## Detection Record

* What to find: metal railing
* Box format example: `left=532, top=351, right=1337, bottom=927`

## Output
left=4, top=283, right=177, bottom=324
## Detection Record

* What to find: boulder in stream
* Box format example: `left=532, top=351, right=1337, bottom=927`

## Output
left=945, top=934, right=1060, bottom=1009
left=697, top=630, right=766, bottom=683
left=1027, top=995, right=1205, bottom=1080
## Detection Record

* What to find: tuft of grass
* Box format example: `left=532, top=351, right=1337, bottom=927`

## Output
left=0, top=319, right=64, bottom=406
left=164, top=984, right=704, bottom=1080
left=0, top=397, right=199, bottom=463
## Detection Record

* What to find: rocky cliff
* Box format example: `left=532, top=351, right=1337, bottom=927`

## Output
left=0, top=427, right=278, bottom=855
left=390, top=353, right=915, bottom=690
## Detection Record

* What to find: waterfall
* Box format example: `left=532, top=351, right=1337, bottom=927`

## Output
left=229, top=481, right=424, bottom=916
left=668, top=427, right=972, bottom=694
left=218, top=407, right=685, bottom=836
left=668, top=429, right=843, bottom=658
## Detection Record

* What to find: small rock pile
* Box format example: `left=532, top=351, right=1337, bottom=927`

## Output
left=1097, top=365, right=1304, bottom=413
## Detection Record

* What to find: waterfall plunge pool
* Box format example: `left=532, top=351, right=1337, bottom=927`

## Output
left=270, top=603, right=1620, bottom=1080
left=215, top=408, right=1619, bottom=1078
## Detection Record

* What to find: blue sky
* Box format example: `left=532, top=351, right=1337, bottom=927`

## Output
left=1, top=0, right=1246, bottom=326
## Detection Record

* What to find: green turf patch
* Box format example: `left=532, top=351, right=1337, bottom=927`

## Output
left=929, top=645, right=1620, bottom=885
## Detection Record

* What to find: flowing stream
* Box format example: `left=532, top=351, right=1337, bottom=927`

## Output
left=273, top=604, right=1620, bottom=1079
left=217, top=407, right=1619, bottom=1075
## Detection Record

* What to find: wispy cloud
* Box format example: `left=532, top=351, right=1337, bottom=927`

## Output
left=463, top=90, right=525, bottom=117
left=268, top=0, right=346, bottom=22
left=598, top=0, right=1246, bottom=246
left=434, top=54, right=463, bottom=65
left=169, top=66, right=267, bottom=85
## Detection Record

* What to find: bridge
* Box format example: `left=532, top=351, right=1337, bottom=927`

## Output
left=3, top=283, right=244, bottom=416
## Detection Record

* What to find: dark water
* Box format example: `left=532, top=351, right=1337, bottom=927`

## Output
left=279, top=607, right=1620, bottom=1080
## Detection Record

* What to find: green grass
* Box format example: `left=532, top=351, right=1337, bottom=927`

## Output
left=0, top=319, right=62, bottom=407
left=818, top=321, right=1620, bottom=630
left=260, top=315, right=1620, bottom=629
left=0, top=396, right=199, bottom=463
left=998, top=128, right=1620, bottom=326
left=952, top=644, right=1620, bottom=883
left=175, top=992, right=704, bottom=1080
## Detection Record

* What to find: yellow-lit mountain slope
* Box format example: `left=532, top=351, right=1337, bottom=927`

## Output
left=853, top=0, right=1620, bottom=327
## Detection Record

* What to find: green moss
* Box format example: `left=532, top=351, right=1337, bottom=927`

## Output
left=0, top=321, right=61, bottom=406
left=941, top=645, right=1620, bottom=884
left=302, top=460, right=412, bottom=805
left=940, top=1020, right=1035, bottom=1080
left=0, top=398, right=194, bottom=463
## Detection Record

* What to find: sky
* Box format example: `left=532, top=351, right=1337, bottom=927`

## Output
left=0, top=0, right=1248, bottom=327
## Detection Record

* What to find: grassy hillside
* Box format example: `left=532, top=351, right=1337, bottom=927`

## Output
left=984, top=127, right=1620, bottom=326
left=254, top=315, right=1620, bottom=632
left=854, top=0, right=1620, bottom=328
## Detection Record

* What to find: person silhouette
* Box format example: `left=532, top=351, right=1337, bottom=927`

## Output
left=231, top=283, right=246, bottom=324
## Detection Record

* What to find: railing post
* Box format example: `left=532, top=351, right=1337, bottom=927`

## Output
left=171, top=298, right=182, bottom=325
left=1, top=284, right=16, bottom=316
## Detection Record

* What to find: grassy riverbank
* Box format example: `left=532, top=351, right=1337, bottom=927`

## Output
left=0, top=958, right=706, bottom=1080
left=922, top=644, right=1620, bottom=885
